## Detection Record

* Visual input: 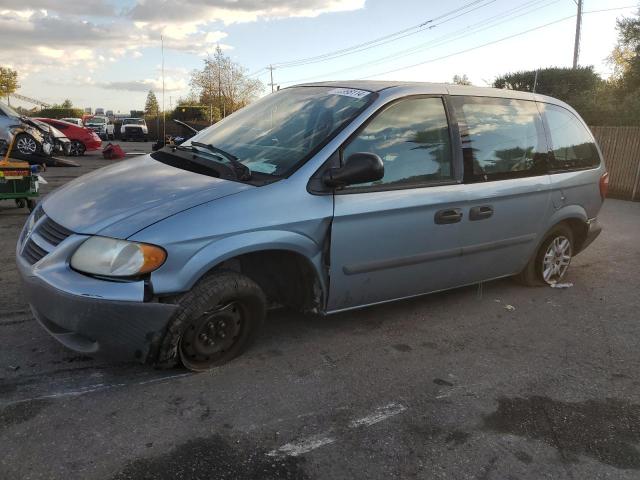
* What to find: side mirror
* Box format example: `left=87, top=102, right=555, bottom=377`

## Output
left=323, top=152, right=384, bottom=188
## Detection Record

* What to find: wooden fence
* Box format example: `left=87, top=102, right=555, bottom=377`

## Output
left=591, top=126, right=640, bottom=201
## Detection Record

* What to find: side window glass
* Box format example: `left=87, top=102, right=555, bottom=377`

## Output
left=542, top=104, right=599, bottom=171
left=343, top=97, right=453, bottom=189
left=452, top=96, right=547, bottom=182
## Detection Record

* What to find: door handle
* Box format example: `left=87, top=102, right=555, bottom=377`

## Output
left=469, top=205, right=493, bottom=221
left=435, top=208, right=463, bottom=224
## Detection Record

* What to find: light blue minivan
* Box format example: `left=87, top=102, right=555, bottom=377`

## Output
left=16, top=82, right=607, bottom=371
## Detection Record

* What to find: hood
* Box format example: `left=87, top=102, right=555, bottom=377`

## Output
left=42, top=154, right=252, bottom=238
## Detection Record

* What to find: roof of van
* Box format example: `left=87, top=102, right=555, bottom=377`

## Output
left=294, top=80, right=563, bottom=106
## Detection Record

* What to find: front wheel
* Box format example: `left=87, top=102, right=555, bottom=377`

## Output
left=70, top=140, right=85, bottom=156
left=14, top=133, right=38, bottom=156
left=156, top=271, right=266, bottom=371
left=516, top=224, right=574, bottom=286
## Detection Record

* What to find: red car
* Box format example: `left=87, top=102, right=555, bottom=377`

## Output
left=34, top=118, right=102, bottom=156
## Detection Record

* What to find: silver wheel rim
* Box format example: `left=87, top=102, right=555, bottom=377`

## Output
left=70, top=141, right=83, bottom=156
left=542, top=235, right=572, bottom=284
left=17, top=136, right=37, bottom=154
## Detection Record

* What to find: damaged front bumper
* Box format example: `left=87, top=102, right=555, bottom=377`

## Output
left=16, top=225, right=177, bottom=363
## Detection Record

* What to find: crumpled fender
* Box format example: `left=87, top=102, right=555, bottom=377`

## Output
left=149, top=229, right=327, bottom=299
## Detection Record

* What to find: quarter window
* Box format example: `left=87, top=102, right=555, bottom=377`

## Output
left=541, top=104, right=600, bottom=171
left=342, top=97, right=453, bottom=189
left=452, top=96, right=547, bottom=182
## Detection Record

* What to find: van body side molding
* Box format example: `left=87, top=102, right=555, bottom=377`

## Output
left=342, top=233, right=537, bottom=275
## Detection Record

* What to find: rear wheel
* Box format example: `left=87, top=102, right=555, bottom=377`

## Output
left=156, top=271, right=266, bottom=371
left=516, top=224, right=574, bottom=286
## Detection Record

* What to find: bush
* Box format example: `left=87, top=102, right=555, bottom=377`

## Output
left=36, top=107, right=84, bottom=119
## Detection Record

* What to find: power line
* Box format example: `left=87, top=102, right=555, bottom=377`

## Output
left=279, top=3, right=638, bottom=85
left=279, top=0, right=561, bottom=85
left=362, top=5, right=636, bottom=79
left=360, top=15, right=576, bottom=78
left=270, top=0, right=499, bottom=69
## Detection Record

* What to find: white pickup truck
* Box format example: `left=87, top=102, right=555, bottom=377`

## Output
left=120, top=118, right=149, bottom=142
left=85, top=116, right=115, bottom=140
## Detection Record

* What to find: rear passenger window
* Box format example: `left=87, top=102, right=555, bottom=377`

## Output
left=541, top=104, right=600, bottom=171
left=343, top=97, right=453, bottom=189
left=451, top=96, right=547, bottom=182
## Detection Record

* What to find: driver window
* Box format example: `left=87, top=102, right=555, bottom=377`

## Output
left=342, top=97, right=453, bottom=189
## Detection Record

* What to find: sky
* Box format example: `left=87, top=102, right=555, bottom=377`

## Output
left=1, top=0, right=638, bottom=113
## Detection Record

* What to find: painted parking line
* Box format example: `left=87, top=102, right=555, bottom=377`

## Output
left=1, top=372, right=192, bottom=407
left=268, top=434, right=337, bottom=457
left=268, top=401, right=408, bottom=457
left=348, top=402, right=407, bottom=428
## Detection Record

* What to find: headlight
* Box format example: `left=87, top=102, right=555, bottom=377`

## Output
left=70, top=236, right=166, bottom=277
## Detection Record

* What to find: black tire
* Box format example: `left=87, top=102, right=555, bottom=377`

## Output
left=15, top=199, right=26, bottom=209
left=70, top=140, right=84, bottom=156
left=155, top=271, right=266, bottom=371
left=515, top=224, right=574, bottom=286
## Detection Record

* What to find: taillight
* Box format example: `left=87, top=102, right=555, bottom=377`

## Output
left=599, top=172, right=609, bottom=200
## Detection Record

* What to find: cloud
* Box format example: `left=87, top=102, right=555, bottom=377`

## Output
left=0, top=0, right=364, bottom=98
left=99, top=77, right=188, bottom=92
left=0, top=0, right=116, bottom=16
left=126, top=0, right=364, bottom=24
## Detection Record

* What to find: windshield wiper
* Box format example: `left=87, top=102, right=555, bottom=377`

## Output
left=189, top=141, right=251, bottom=181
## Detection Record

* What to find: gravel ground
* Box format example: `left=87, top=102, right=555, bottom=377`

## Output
left=1, top=150, right=639, bottom=479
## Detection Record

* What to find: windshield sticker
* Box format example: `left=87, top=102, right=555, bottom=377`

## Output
left=327, top=88, right=371, bottom=99
left=244, top=160, right=278, bottom=175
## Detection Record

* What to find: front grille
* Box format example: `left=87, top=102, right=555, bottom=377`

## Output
left=125, top=127, right=143, bottom=135
left=21, top=213, right=74, bottom=265
left=37, top=216, right=73, bottom=247
left=22, top=238, right=47, bottom=264
left=33, top=204, right=45, bottom=223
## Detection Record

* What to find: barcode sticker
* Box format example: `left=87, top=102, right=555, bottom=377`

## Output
left=327, top=88, right=371, bottom=99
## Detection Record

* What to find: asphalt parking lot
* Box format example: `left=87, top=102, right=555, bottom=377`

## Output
left=1, top=148, right=639, bottom=480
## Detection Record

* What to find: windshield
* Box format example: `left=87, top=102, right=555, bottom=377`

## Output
left=89, top=117, right=106, bottom=124
left=183, top=86, right=375, bottom=176
left=123, top=118, right=145, bottom=125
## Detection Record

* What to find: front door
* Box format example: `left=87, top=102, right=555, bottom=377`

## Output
left=327, top=96, right=467, bottom=312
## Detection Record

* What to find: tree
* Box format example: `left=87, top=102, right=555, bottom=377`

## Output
left=61, top=99, right=73, bottom=109
left=452, top=74, right=472, bottom=86
left=493, top=67, right=602, bottom=97
left=0, top=66, right=19, bottom=102
left=610, top=12, right=640, bottom=90
left=145, top=90, right=160, bottom=116
left=190, top=45, right=263, bottom=122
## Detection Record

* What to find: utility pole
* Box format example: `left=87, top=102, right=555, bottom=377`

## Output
left=572, top=0, right=583, bottom=69
left=268, top=65, right=276, bottom=93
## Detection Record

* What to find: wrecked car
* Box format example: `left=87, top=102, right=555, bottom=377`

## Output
left=16, top=82, right=606, bottom=371
left=32, top=119, right=72, bottom=156
left=0, top=101, right=54, bottom=162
